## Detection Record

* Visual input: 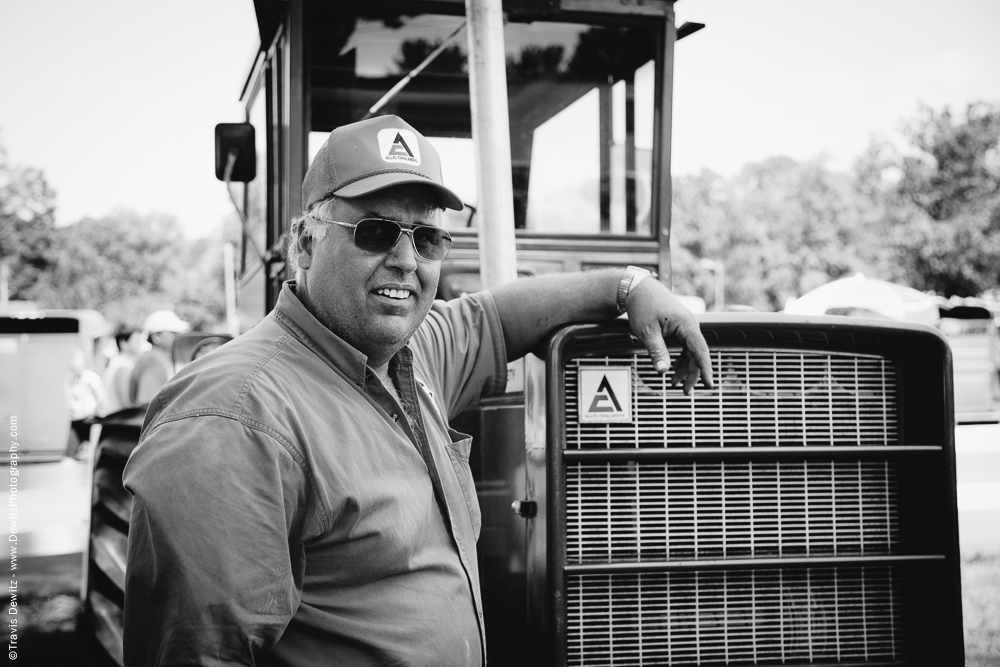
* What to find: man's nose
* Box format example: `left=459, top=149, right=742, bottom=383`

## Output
left=385, top=231, right=418, bottom=272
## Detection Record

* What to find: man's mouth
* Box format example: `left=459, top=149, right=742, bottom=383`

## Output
left=376, top=288, right=411, bottom=300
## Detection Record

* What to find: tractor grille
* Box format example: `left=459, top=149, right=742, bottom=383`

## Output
left=566, top=460, right=900, bottom=563
left=566, top=567, right=901, bottom=666
left=559, top=347, right=905, bottom=665
left=566, top=350, right=898, bottom=449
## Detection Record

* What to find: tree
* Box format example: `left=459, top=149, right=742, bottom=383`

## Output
left=30, top=210, right=228, bottom=331
left=855, top=102, right=1000, bottom=297
left=671, top=158, right=882, bottom=311
left=0, top=136, right=58, bottom=302
left=394, top=39, right=466, bottom=75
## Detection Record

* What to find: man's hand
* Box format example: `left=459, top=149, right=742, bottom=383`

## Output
left=626, top=277, right=715, bottom=395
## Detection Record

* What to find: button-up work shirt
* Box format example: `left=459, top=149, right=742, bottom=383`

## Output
left=123, top=282, right=507, bottom=666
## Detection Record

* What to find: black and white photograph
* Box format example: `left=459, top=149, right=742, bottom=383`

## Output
left=1, top=0, right=998, bottom=665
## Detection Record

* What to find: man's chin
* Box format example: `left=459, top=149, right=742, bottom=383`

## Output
left=365, top=314, right=422, bottom=348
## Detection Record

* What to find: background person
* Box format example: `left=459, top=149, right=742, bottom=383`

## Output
left=65, top=349, right=106, bottom=459
left=122, top=115, right=714, bottom=666
left=128, top=309, right=189, bottom=406
left=103, top=326, right=144, bottom=413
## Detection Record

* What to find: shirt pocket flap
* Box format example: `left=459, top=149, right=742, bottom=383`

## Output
left=445, top=428, right=481, bottom=539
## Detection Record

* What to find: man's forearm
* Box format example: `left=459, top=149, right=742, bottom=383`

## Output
left=491, top=268, right=714, bottom=393
left=490, top=268, right=623, bottom=361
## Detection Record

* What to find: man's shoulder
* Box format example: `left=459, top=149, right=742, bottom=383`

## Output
left=146, top=315, right=328, bottom=426
left=412, top=291, right=500, bottom=355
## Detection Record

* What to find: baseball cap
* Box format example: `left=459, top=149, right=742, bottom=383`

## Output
left=143, top=310, right=190, bottom=334
left=302, top=115, right=463, bottom=212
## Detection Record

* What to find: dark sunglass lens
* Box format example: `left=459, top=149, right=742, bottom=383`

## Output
left=412, top=227, right=452, bottom=261
left=354, top=219, right=400, bottom=252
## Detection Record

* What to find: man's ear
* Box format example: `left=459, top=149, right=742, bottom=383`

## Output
left=297, top=227, right=313, bottom=270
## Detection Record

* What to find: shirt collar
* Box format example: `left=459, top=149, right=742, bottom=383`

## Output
left=273, top=281, right=371, bottom=387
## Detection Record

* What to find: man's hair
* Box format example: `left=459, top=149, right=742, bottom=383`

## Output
left=285, top=199, right=334, bottom=275
left=114, top=327, right=138, bottom=349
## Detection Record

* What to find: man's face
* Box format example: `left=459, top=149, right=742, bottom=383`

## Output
left=297, top=185, right=443, bottom=364
left=125, top=332, right=146, bottom=356
left=151, top=330, right=177, bottom=352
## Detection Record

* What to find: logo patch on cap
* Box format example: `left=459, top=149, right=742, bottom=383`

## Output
left=377, top=129, right=421, bottom=166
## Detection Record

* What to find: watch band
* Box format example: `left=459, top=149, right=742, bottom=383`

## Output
left=616, top=265, right=657, bottom=314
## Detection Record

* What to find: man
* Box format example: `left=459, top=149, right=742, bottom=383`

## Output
left=123, top=114, right=713, bottom=666
left=103, top=326, right=144, bottom=413
left=128, top=309, right=189, bottom=406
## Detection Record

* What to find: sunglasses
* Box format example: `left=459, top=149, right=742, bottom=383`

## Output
left=309, top=216, right=453, bottom=262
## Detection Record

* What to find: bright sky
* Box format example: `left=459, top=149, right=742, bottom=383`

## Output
left=1, top=0, right=998, bottom=238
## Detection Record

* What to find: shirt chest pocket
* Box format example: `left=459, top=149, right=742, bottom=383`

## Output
left=445, top=428, right=481, bottom=540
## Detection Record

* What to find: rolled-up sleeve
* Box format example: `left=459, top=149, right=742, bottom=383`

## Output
left=122, top=414, right=319, bottom=666
left=411, top=291, right=508, bottom=419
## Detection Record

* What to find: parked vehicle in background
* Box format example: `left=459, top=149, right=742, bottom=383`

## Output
left=0, top=306, right=110, bottom=463
left=938, top=298, right=1000, bottom=423
left=787, top=278, right=1000, bottom=424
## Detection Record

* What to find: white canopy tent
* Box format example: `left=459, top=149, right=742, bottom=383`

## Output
left=783, top=273, right=941, bottom=325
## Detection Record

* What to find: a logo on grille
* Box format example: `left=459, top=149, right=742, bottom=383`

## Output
left=578, top=367, right=632, bottom=423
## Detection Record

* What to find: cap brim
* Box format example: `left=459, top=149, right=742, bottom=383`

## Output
left=335, top=172, right=464, bottom=211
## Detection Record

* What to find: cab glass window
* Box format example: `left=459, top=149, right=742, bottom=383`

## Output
left=306, top=8, right=657, bottom=237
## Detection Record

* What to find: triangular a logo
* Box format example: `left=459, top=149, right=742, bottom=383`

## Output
left=578, top=367, right=632, bottom=423
left=377, top=128, right=422, bottom=165
left=387, top=132, right=414, bottom=158
left=588, top=375, right=622, bottom=413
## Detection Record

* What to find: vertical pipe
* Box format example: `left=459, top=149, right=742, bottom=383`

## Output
left=599, top=82, right=612, bottom=232
left=716, top=262, right=725, bottom=312
left=287, top=0, right=305, bottom=221
left=653, top=2, right=677, bottom=283
left=625, top=73, right=637, bottom=232
left=464, top=0, right=518, bottom=289
left=223, top=243, right=240, bottom=336
left=0, top=261, right=8, bottom=307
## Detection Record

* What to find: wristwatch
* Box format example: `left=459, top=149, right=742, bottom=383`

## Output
left=616, top=265, right=658, bottom=314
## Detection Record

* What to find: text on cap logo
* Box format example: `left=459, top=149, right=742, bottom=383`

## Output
left=578, top=367, right=632, bottom=423
left=377, top=128, right=421, bottom=166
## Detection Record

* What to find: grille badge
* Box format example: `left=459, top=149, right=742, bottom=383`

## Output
left=578, top=366, right=633, bottom=423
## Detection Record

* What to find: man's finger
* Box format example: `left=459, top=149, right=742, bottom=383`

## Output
left=690, top=344, right=714, bottom=389
left=668, top=352, right=699, bottom=394
left=638, top=327, right=672, bottom=374
left=675, top=324, right=714, bottom=390
left=682, top=358, right=701, bottom=395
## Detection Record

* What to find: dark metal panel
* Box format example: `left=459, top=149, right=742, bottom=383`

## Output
left=458, top=398, right=531, bottom=667
left=253, top=0, right=284, bottom=50
left=523, top=353, right=551, bottom=667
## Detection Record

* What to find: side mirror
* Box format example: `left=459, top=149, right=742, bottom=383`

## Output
left=214, top=123, right=256, bottom=183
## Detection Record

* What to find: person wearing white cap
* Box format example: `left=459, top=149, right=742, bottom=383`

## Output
left=128, top=309, right=190, bottom=406
left=123, top=115, right=713, bottom=666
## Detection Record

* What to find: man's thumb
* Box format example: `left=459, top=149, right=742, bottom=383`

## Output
left=643, top=336, right=671, bottom=374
